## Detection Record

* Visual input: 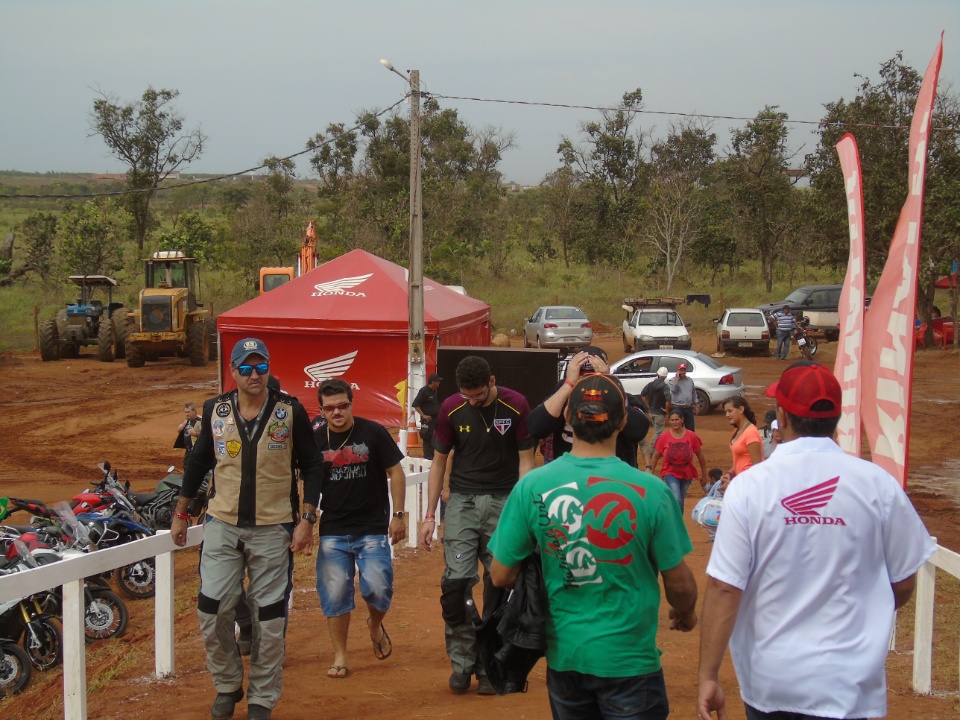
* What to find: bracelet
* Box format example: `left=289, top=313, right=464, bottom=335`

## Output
left=174, top=512, right=191, bottom=522
left=563, top=379, right=575, bottom=389
left=424, top=514, right=436, bottom=521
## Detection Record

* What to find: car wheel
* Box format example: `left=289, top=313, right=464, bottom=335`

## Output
left=522, top=333, right=530, bottom=348
left=536, top=336, right=543, bottom=349
left=634, top=338, right=642, bottom=353
left=622, top=334, right=631, bottom=353
left=716, top=337, right=723, bottom=354
left=696, top=390, right=710, bottom=416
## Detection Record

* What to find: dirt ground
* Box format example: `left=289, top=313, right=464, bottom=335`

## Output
left=0, top=331, right=958, bottom=719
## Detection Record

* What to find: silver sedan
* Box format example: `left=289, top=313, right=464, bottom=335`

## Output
left=523, top=306, right=593, bottom=354
left=609, top=350, right=744, bottom=414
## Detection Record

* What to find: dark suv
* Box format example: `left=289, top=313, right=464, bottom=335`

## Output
left=757, top=285, right=842, bottom=342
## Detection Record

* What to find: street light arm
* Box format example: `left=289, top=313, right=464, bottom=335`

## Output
left=380, top=57, right=409, bottom=83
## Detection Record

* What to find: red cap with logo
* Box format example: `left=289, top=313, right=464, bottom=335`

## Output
left=765, top=363, right=841, bottom=419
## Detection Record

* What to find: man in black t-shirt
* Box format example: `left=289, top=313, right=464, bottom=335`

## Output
left=640, top=366, right=669, bottom=469
left=300, top=379, right=406, bottom=679
left=173, top=401, right=201, bottom=468
left=412, top=372, right=442, bottom=460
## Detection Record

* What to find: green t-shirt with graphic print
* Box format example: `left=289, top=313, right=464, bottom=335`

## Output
left=490, top=454, right=692, bottom=677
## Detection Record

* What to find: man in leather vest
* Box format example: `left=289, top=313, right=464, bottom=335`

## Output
left=172, top=337, right=325, bottom=720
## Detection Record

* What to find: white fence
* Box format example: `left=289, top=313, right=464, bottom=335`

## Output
left=0, top=524, right=204, bottom=720
left=913, top=540, right=960, bottom=693
left=398, top=454, right=436, bottom=547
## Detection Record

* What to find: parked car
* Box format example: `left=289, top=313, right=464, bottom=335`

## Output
left=609, top=350, right=744, bottom=415
left=715, top=308, right=771, bottom=355
left=523, top=305, right=592, bottom=354
left=757, top=285, right=842, bottom=341
left=621, top=305, right=691, bottom=352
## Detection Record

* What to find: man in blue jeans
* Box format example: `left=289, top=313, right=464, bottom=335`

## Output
left=490, top=373, right=699, bottom=720
left=772, top=305, right=796, bottom=361
left=294, top=379, right=407, bottom=679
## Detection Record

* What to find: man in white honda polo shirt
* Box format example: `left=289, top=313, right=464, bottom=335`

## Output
left=697, top=362, right=935, bottom=720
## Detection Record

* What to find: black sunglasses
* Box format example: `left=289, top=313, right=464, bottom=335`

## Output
left=236, top=362, right=269, bottom=377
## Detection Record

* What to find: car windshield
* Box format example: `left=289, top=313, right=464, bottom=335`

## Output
left=783, top=290, right=808, bottom=304
left=545, top=307, right=586, bottom=320
left=638, top=311, right=681, bottom=326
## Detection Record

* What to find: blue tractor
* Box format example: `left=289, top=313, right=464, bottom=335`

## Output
left=39, top=275, right=125, bottom=362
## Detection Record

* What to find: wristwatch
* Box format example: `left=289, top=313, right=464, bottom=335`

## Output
left=301, top=511, right=317, bottom=524
left=392, top=511, right=405, bottom=519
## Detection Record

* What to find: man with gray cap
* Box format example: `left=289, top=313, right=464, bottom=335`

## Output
left=412, top=372, right=443, bottom=460
left=172, top=337, right=326, bottom=720
left=640, top=366, right=670, bottom=469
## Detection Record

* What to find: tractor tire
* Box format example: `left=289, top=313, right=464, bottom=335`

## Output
left=39, top=320, right=59, bottom=361
left=125, top=337, right=145, bottom=368
left=53, top=309, right=80, bottom=358
left=55, top=308, right=69, bottom=336
left=187, top=322, right=208, bottom=367
left=111, top=308, right=130, bottom=359
left=204, top=318, right=218, bottom=361
left=97, top=320, right=115, bottom=362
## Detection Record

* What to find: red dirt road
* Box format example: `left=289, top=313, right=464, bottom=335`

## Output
left=0, top=333, right=958, bottom=719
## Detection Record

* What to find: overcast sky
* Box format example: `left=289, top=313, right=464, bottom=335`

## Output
left=2, top=1, right=956, bottom=185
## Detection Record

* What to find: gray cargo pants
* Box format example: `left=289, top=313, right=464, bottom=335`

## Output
left=440, top=492, right=506, bottom=677
left=197, top=518, right=292, bottom=710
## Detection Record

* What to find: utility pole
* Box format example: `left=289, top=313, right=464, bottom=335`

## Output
left=407, top=69, right=425, bottom=416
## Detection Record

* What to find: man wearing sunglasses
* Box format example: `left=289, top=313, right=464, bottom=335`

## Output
left=296, top=378, right=406, bottom=680
left=417, top=355, right=536, bottom=695
left=172, top=337, right=326, bottom=720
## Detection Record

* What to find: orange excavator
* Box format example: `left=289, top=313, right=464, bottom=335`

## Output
left=258, top=221, right=318, bottom=294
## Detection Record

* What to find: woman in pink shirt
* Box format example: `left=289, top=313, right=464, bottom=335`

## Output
left=719, top=397, right=763, bottom=487
left=651, top=409, right=708, bottom=511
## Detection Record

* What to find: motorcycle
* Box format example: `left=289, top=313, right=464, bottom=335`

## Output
left=77, top=508, right=157, bottom=600
left=792, top=316, right=818, bottom=360
left=0, top=636, right=30, bottom=698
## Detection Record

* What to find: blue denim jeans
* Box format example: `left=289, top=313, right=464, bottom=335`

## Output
left=315, top=534, right=393, bottom=617
left=662, top=475, right=692, bottom=512
left=745, top=705, right=863, bottom=720
left=776, top=329, right=792, bottom=359
left=547, top=667, right=669, bottom=720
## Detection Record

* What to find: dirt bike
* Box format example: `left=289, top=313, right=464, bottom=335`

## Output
left=793, top=316, right=818, bottom=360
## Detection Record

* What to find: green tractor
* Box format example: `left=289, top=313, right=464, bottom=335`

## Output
left=122, top=250, right=217, bottom=368
left=39, top=275, right=126, bottom=362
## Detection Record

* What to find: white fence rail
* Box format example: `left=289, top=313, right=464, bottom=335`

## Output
left=913, top=539, right=960, bottom=693
left=0, top=524, right=204, bottom=720
left=399, top=455, right=437, bottom=547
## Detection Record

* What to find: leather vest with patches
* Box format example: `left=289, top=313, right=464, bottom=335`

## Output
left=207, top=392, right=295, bottom=526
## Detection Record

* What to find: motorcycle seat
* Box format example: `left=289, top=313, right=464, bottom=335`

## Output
left=130, top=490, right=161, bottom=505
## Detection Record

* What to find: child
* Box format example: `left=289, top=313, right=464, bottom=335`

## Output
left=702, top=467, right=724, bottom=541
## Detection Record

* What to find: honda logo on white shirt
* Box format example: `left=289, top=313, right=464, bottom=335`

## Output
left=311, top=273, right=372, bottom=297
left=781, top=477, right=846, bottom=526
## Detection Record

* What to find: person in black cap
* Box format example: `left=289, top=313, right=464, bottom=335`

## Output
left=528, top=347, right=650, bottom=467
left=412, top=373, right=443, bottom=460
left=171, top=337, right=326, bottom=720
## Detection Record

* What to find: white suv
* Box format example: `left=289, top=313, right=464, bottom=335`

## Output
left=622, top=306, right=691, bottom=352
left=715, top=308, right=770, bottom=355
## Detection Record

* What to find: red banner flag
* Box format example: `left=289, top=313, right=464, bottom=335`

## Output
left=860, top=36, right=943, bottom=488
left=834, top=134, right=866, bottom=457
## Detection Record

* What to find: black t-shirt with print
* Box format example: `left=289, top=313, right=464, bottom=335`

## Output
left=313, top=416, right=404, bottom=536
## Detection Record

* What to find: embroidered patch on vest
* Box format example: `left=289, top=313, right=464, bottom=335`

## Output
left=215, top=441, right=226, bottom=456
left=212, top=420, right=225, bottom=437
left=226, top=440, right=241, bottom=458
left=216, top=403, right=231, bottom=418
left=268, top=421, right=289, bottom=443
left=274, top=407, right=288, bottom=420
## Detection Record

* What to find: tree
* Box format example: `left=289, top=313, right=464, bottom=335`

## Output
left=724, top=106, right=797, bottom=291
left=806, top=53, right=960, bottom=339
left=156, top=212, right=220, bottom=263
left=58, top=200, right=128, bottom=276
left=0, top=212, right=59, bottom=286
left=89, top=87, right=205, bottom=251
left=642, top=120, right=717, bottom=289
left=557, top=89, right=650, bottom=266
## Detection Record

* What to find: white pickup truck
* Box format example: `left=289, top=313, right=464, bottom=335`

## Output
left=621, top=299, right=692, bottom=353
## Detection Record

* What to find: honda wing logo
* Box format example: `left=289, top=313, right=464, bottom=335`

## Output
left=303, top=351, right=359, bottom=389
left=781, top=476, right=846, bottom=526
left=312, top=273, right=372, bottom=297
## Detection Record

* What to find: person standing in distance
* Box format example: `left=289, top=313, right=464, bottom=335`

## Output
left=639, top=366, right=670, bottom=469
left=412, top=373, right=443, bottom=460
left=490, top=373, right=698, bottom=720
left=298, top=378, right=406, bottom=680
left=171, top=338, right=326, bottom=720
left=417, top=355, right=536, bottom=695
left=666, top=362, right=698, bottom=431
left=174, top=401, right=202, bottom=468
left=697, top=362, right=935, bottom=720
left=771, top=305, right=796, bottom=361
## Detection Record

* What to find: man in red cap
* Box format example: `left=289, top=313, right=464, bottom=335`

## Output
left=697, top=361, right=935, bottom=720
left=666, top=362, right=697, bottom=431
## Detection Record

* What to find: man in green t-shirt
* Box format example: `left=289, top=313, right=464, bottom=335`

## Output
left=490, top=373, right=698, bottom=720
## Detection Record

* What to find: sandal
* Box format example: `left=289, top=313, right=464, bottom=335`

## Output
left=367, top=618, right=393, bottom=660
left=327, top=665, right=349, bottom=679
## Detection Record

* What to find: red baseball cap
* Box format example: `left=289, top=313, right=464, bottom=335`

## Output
left=677, top=363, right=688, bottom=370
left=765, top=362, right=841, bottom=419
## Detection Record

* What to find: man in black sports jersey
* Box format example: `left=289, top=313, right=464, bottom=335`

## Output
left=417, top=355, right=536, bottom=695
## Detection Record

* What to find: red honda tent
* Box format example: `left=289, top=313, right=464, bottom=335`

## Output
left=934, top=274, right=957, bottom=289
left=216, top=249, right=491, bottom=427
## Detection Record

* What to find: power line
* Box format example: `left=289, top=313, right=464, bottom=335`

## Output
left=0, top=97, right=408, bottom=201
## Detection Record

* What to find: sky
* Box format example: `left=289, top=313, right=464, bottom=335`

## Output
left=2, top=1, right=957, bottom=185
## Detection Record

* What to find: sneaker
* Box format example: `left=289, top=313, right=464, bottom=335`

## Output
left=237, top=626, right=252, bottom=656
left=449, top=671, right=472, bottom=694
left=247, top=704, right=272, bottom=720
left=210, top=688, right=244, bottom=719
left=477, top=677, right=497, bottom=695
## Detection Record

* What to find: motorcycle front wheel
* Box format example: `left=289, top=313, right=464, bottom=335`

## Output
left=115, top=559, right=156, bottom=600
left=84, top=589, right=128, bottom=641
left=0, top=640, right=31, bottom=697
left=23, top=615, right=62, bottom=670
